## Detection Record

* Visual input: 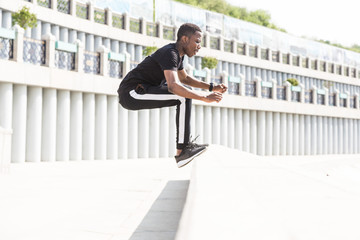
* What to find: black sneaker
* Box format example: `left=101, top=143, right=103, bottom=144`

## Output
left=175, top=140, right=208, bottom=168
left=188, top=135, right=209, bottom=148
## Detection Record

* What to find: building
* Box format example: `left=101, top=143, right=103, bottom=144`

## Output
left=1, top=0, right=360, bottom=166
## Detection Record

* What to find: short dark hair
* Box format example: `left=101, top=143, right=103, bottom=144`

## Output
left=176, top=23, right=202, bottom=42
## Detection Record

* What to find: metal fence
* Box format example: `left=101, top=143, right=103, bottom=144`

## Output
left=55, top=50, right=75, bottom=70
left=94, top=8, right=106, bottom=24
left=23, top=38, right=46, bottom=65
left=228, top=82, right=239, bottom=95
left=317, top=93, right=325, bottom=105
left=245, top=81, right=256, bottom=97
left=83, top=51, right=100, bottom=74
left=304, top=90, right=313, bottom=103
left=130, top=60, right=139, bottom=71
left=130, top=18, right=141, bottom=33
left=146, top=22, right=158, bottom=37
left=112, top=14, right=124, bottom=29
left=0, top=37, right=13, bottom=60
left=277, top=86, right=286, bottom=100
left=37, top=0, right=51, bottom=8
left=340, top=98, right=346, bottom=107
left=350, top=97, right=356, bottom=108
left=291, top=91, right=300, bottom=102
left=328, top=93, right=336, bottom=106
left=76, top=2, right=88, bottom=19
left=261, top=86, right=272, bottom=99
left=108, top=60, right=123, bottom=78
left=211, top=76, right=222, bottom=85
left=57, top=0, right=70, bottom=14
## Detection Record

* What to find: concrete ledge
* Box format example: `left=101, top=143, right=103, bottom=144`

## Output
left=0, top=59, right=120, bottom=95
left=176, top=145, right=360, bottom=240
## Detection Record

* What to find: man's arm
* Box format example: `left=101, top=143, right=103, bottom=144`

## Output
left=177, top=69, right=227, bottom=93
left=164, top=70, right=222, bottom=103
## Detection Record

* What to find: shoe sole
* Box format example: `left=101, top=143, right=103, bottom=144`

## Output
left=177, top=147, right=207, bottom=168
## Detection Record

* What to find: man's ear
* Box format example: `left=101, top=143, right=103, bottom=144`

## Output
left=181, top=35, right=189, bottom=44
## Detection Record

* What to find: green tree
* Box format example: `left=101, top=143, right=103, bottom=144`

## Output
left=178, top=0, right=198, bottom=5
left=286, top=78, right=299, bottom=86
left=175, top=0, right=360, bottom=54
left=350, top=44, right=360, bottom=53
left=12, top=6, right=37, bottom=30
left=174, top=0, right=285, bottom=32
left=201, top=56, right=218, bottom=69
left=318, top=39, right=360, bottom=54
left=227, top=7, right=248, bottom=19
left=143, top=46, right=158, bottom=56
left=323, top=81, right=334, bottom=89
left=200, top=0, right=229, bottom=14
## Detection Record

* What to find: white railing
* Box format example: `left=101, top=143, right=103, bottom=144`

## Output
left=0, top=25, right=358, bottom=109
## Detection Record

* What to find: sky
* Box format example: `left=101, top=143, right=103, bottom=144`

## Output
left=225, top=0, right=360, bottom=47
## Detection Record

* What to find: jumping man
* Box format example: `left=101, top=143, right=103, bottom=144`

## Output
left=117, top=23, right=227, bottom=167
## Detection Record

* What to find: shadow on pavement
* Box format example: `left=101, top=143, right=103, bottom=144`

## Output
left=129, top=180, right=190, bottom=240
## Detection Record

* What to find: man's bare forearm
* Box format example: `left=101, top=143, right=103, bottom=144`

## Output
left=181, top=75, right=210, bottom=90
left=168, top=82, right=206, bottom=101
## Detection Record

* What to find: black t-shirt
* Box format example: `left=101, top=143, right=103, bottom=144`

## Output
left=118, top=43, right=184, bottom=91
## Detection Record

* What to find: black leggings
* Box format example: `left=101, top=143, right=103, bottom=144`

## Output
left=119, top=83, right=191, bottom=149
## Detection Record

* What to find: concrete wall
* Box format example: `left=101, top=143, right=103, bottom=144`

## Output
left=2, top=78, right=360, bottom=163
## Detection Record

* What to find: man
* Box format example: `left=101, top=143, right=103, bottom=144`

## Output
left=118, top=23, right=227, bottom=168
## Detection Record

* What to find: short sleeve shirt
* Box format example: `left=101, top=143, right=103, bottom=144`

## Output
left=119, top=43, right=184, bottom=89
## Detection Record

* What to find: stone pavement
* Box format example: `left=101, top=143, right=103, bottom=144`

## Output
left=3, top=146, right=360, bottom=240
left=0, top=158, right=191, bottom=240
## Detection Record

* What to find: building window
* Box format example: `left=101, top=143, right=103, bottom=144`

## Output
left=272, top=51, right=280, bottom=62
left=282, top=53, right=289, bottom=64
left=210, top=37, right=220, bottom=50
left=261, top=49, right=269, bottom=60
left=336, top=65, right=342, bottom=75
left=224, top=40, right=232, bottom=52
left=237, top=43, right=245, bottom=55
left=292, top=56, right=300, bottom=66
left=327, top=63, right=334, bottom=73
left=320, top=61, right=326, bottom=72
left=249, top=46, right=257, bottom=58
left=112, top=14, right=124, bottom=29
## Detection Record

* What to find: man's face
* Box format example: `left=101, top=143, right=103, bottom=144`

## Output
left=183, top=31, right=202, bottom=57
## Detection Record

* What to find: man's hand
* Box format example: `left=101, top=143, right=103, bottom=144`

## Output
left=202, top=92, right=223, bottom=103
left=213, top=83, right=227, bottom=93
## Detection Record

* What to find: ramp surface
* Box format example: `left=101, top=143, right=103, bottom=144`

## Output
left=176, top=145, right=360, bottom=240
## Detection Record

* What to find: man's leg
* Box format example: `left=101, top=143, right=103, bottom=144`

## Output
left=120, top=84, right=191, bottom=150
left=175, top=97, right=191, bottom=150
